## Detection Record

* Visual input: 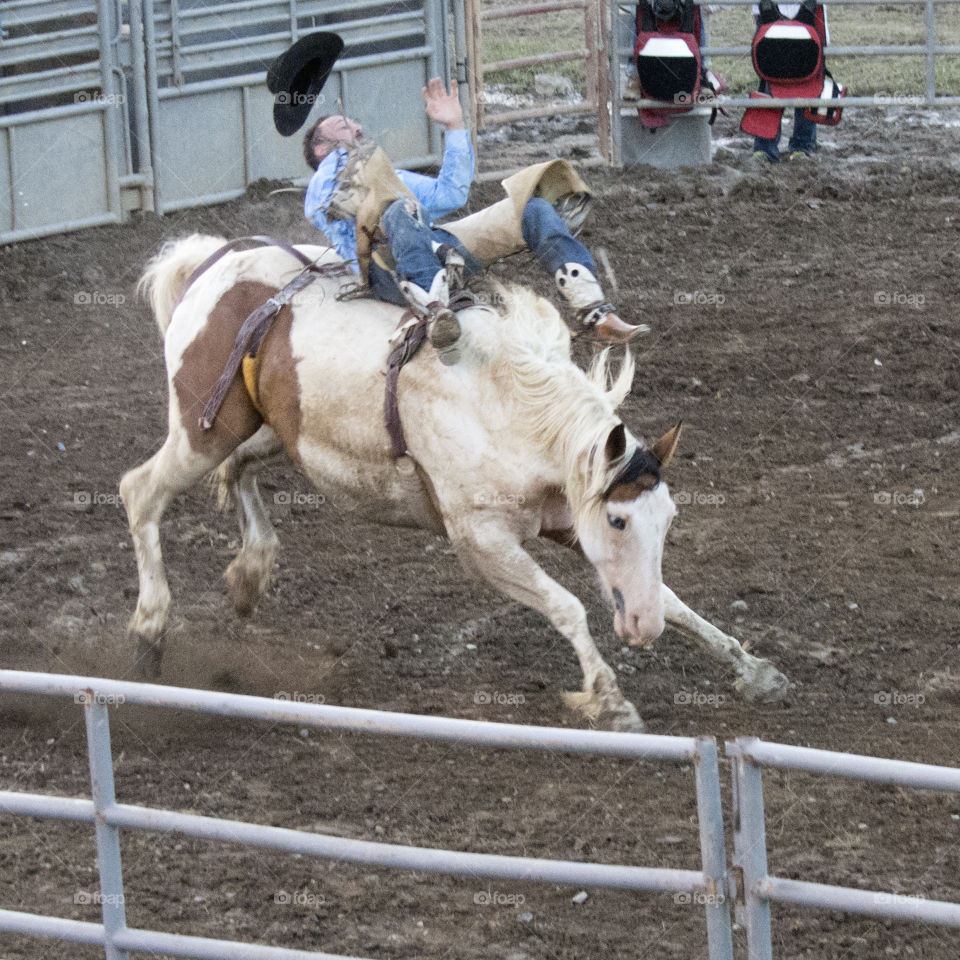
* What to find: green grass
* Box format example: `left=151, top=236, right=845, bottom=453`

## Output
left=479, top=1, right=960, bottom=97
left=479, top=5, right=589, bottom=92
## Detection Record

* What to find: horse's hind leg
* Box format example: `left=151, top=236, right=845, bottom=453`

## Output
left=120, top=437, right=222, bottom=678
left=216, top=426, right=284, bottom=616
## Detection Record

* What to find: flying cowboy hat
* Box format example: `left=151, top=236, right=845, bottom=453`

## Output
left=266, top=31, right=344, bottom=136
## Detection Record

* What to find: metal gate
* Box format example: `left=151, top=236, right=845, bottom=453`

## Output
left=0, top=670, right=734, bottom=960
left=0, top=0, right=126, bottom=242
left=0, top=0, right=451, bottom=242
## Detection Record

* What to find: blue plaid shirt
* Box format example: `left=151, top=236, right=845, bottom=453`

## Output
left=304, top=129, right=474, bottom=272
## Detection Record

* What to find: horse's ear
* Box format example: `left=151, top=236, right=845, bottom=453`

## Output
left=605, top=422, right=627, bottom=464
left=652, top=421, right=682, bottom=468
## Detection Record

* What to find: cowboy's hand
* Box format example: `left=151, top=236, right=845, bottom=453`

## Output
left=422, top=77, right=464, bottom=130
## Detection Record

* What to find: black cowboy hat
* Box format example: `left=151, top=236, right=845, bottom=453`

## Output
left=266, top=31, right=344, bottom=137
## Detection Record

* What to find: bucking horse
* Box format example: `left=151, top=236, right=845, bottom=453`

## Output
left=120, top=235, right=789, bottom=730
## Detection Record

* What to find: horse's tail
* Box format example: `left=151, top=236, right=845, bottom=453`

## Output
left=137, top=233, right=227, bottom=336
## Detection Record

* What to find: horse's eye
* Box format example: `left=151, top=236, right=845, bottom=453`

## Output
left=608, top=514, right=627, bottom=531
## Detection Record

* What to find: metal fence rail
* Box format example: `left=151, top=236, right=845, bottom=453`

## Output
left=463, top=0, right=609, bottom=156
left=0, top=0, right=451, bottom=241
left=0, top=670, right=734, bottom=960
left=727, top=736, right=960, bottom=960
left=611, top=0, right=960, bottom=162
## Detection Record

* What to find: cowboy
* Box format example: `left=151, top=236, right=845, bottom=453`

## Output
left=302, top=79, right=643, bottom=363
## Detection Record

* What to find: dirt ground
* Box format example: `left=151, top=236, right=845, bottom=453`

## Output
left=1, top=106, right=959, bottom=959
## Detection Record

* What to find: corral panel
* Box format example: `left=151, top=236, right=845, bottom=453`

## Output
left=154, top=89, right=246, bottom=209
left=10, top=110, right=112, bottom=232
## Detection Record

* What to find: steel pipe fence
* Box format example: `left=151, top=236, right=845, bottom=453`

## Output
left=0, top=670, right=734, bottom=960
left=610, top=0, right=960, bottom=162
left=727, top=736, right=960, bottom=960
left=0, top=0, right=451, bottom=240
left=462, top=0, right=609, bottom=152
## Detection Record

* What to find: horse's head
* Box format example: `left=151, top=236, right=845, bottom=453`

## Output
left=578, top=422, right=682, bottom=646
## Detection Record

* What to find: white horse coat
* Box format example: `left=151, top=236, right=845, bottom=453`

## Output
left=121, top=236, right=789, bottom=728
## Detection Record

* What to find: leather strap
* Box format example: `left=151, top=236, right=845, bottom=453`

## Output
left=179, top=236, right=317, bottom=307
left=383, top=294, right=476, bottom=459
left=384, top=310, right=428, bottom=459
left=199, top=259, right=353, bottom=430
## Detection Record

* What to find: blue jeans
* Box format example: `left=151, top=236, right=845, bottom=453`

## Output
left=754, top=108, right=817, bottom=161
left=371, top=196, right=595, bottom=302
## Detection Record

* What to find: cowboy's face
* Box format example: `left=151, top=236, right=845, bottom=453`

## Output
left=314, top=115, right=363, bottom=161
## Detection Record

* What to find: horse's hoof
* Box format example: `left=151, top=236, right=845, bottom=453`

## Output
left=134, top=636, right=164, bottom=681
left=604, top=700, right=647, bottom=733
left=735, top=658, right=789, bottom=704
left=561, top=691, right=647, bottom=732
left=226, top=566, right=256, bottom=617
left=225, top=551, right=273, bottom=617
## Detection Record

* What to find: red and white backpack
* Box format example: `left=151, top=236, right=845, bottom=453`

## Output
left=634, top=0, right=710, bottom=129
left=741, top=0, right=845, bottom=137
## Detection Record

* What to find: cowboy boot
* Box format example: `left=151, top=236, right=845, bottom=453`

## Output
left=554, top=263, right=647, bottom=343
left=398, top=270, right=461, bottom=366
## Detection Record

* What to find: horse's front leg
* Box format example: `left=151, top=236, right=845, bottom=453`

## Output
left=661, top=584, right=789, bottom=703
left=452, top=523, right=644, bottom=732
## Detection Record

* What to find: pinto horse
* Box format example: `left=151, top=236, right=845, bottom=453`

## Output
left=121, top=235, right=788, bottom=730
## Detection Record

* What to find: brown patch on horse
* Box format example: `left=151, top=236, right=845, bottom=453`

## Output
left=606, top=471, right=660, bottom=503
left=174, top=281, right=272, bottom=459
left=255, top=305, right=302, bottom=461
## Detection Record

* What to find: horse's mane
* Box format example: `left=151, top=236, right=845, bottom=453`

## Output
left=474, top=281, right=637, bottom=538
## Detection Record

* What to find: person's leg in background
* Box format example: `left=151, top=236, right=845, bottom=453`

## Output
left=787, top=107, right=817, bottom=158
left=752, top=80, right=782, bottom=162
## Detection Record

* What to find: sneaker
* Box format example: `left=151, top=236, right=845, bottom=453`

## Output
left=428, top=309, right=462, bottom=366
left=435, top=244, right=466, bottom=292
left=788, top=149, right=815, bottom=161
left=623, top=75, right=642, bottom=101
left=398, top=271, right=461, bottom=365
left=753, top=150, right=778, bottom=164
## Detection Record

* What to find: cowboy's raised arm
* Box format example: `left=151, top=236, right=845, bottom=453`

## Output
left=396, top=78, right=474, bottom=221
